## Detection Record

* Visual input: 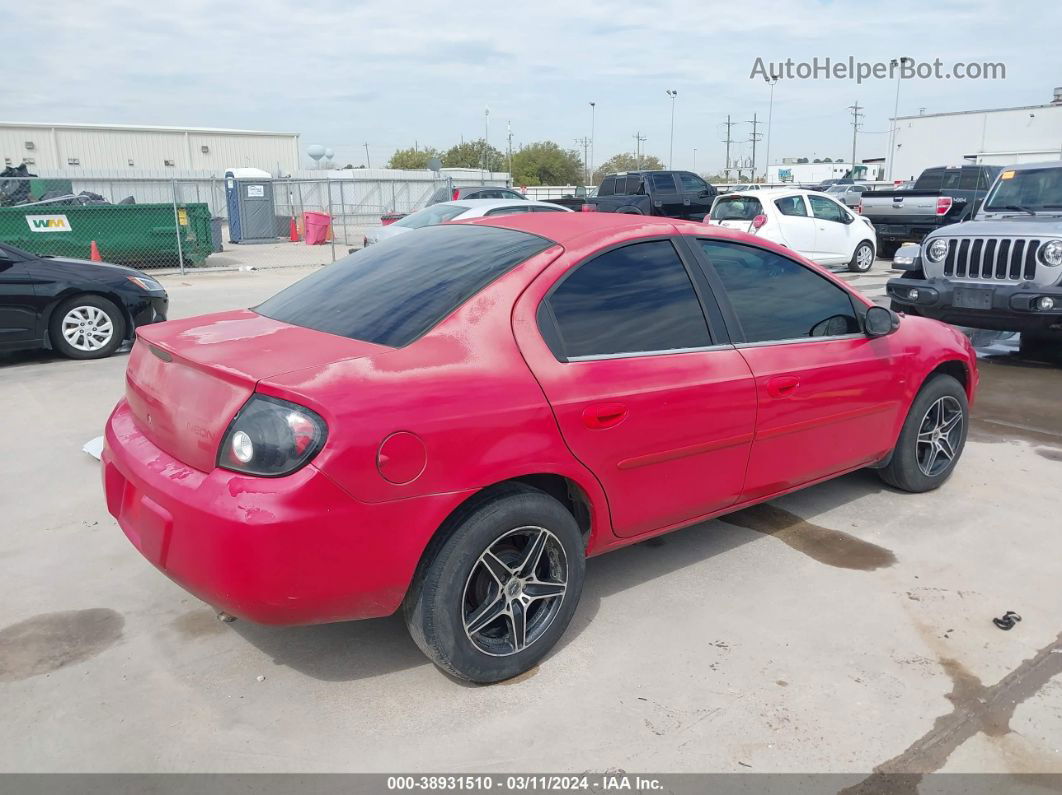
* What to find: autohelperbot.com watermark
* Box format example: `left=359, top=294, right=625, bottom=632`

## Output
left=750, top=56, right=1006, bottom=83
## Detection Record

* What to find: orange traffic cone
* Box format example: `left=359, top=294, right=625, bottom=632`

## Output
left=90, top=240, right=102, bottom=262
left=289, top=217, right=300, bottom=242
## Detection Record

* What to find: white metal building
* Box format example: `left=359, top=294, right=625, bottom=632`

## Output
left=0, top=122, right=301, bottom=175
left=890, top=91, right=1062, bottom=181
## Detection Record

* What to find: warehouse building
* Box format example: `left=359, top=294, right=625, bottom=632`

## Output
left=889, top=89, right=1062, bottom=181
left=0, top=122, right=300, bottom=175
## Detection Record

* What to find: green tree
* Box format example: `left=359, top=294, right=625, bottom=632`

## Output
left=442, top=139, right=506, bottom=171
left=509, top=141, right=583, bottom=186
left=387, top=146, right=439, bottom=170
left=592, top=152, right=666, bottom=185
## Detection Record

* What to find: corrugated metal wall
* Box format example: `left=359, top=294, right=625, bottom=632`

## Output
left=1, top=124, right=299, bottom=173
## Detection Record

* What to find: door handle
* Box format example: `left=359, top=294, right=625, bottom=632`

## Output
left=766, top=376, right=800, bottom=398
left=582, top=402, right=628, bottom=429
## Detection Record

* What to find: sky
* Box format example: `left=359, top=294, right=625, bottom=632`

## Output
left=5, top=0, right=1060, bottom=175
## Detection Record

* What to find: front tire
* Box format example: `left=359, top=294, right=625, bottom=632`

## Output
left=49, top=295, right=126, bottom=360
left=848, top=240, right=876, bottom=273
left=404, top=486, right=586, bottom=683
left=878, top=374, right=968, bottom=492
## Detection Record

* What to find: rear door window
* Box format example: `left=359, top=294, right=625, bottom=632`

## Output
left=256, top=225, right=552, bottom=348
left=649, top=173, right=678, bottom=193
left=775, top=195, right=809, bottom=216
left=545, top=240, right=710, bottom=359
left=598, top=177, right=616, bottom=196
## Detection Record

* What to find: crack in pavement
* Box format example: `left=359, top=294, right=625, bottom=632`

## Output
left=841, top=631, right=1062, bottom=794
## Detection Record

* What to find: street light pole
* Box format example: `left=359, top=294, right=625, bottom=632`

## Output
left=666, top=90, right=678, bottom=168
left=693, top=148, right=698, bottom=172
left=589, top=101, right=596, bottom=185
left=764, top=73, right=778, bottom=183
left=887, top=57, right=912, bottom=182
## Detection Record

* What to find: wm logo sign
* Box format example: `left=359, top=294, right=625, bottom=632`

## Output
left=26, top=214, right=72, bottom=232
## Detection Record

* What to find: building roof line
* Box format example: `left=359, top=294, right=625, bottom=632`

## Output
left=0, top=121, right=299, bottom=137
left=893, top=102, right=1062, bottom=121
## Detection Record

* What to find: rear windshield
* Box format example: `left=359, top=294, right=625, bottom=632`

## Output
left=711, top=196, right=763, bottom=221
left=393, top=203, right=467, bottom=229
left=256, top=225, right=551, bottom=347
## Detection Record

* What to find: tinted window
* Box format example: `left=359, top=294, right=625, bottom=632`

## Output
left=547, top=241, right=710, bottom=358
left=915, top=168, right=962, bottom=191
left=531, top=205, right=567, bottom=212
left=775, top=196, right=809, bottom=217
left=711, top=196, right=763, bottom=221
left=598, top=176, right=616, bottom=196
left=959, top=167, right=997, bottom=190
left=649, top=173, right=677, bottom=193
left=257, top=225, right=551, bottom=348
left=484, top=205, right=531, bottom=216
left=678, top=172, right=709, bottom=193
left=700, top=240, right=859, bottom=343
left=500, top=190, right=527, bottom=200
left=808, top=195, right=848, bottom=223
left=393, top=203, right=468, bottom=229
left=471, top=189, right=503, bottom=199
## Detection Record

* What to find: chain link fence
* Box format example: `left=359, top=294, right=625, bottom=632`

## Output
left=0, top=169, right=508, bottom=273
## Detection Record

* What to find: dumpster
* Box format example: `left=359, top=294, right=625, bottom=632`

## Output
left=304, top=211, right=331, bottom=245
left=0, top=202, right=214, bottom=268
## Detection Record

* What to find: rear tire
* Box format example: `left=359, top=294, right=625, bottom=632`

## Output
left=403, top=486, right=585, bottom=683
left=848, top=240, right=876, bottom=273
left=878, top=374, right=968, bottom=493
left=49, top=295, right=126, bottom=360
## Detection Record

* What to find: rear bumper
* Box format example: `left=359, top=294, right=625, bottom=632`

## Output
left=866, top=221, right=942, bottom=243
left=887, top=277, right=1062, bottom=333
left=103, top=400, right=469, bottom=625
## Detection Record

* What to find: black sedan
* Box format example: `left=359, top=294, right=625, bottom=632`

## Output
left=0, top=242, right=168, bottom=360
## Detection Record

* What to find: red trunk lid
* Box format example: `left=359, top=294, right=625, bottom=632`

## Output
left=125, top=309, right=384, bottom=472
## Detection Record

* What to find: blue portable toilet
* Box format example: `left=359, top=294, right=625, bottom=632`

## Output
left=224, top=168, right=276, bottom=243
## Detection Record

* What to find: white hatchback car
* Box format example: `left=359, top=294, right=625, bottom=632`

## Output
left=708, top=189, right=878, bottom=272
left=364, top=199, right=571, bottom=246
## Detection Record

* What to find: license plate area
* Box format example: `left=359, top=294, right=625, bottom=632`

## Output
left=953, top=286, right=993, bottom=310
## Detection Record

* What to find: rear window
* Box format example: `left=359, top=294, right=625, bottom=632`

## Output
left=711, top=196, right=763, bottom=221
left=256, top=225, right=551, bottom=348
left=915, top=168, right=962, bottom=191
left=598, top=176, right=616, bottom=196
left=393, top=203, right=467, bottom=229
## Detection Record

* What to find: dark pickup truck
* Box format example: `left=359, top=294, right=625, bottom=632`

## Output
left=860, top=165, right=1000, bottom=257
left=551, top=170, right=717, bottom=220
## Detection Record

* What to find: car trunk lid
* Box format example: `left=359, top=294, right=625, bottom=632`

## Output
left=125, top=309, right=385, bottom=471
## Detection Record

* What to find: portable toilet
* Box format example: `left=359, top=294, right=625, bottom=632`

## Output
left=224, top=168, right=277, bottom=243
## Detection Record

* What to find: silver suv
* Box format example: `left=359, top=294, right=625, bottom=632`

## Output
left=886, top=160, right=1062, bottom=352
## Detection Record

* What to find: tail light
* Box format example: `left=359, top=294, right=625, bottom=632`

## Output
left=936, top=197, right=953, bottom=216
left=218, top=395, right=327, bottom=477
left=856, top=201, right=863, bottom=214
left=452, top=189, right=460, bottom=201
left=580, top=203, right=597, bottom=212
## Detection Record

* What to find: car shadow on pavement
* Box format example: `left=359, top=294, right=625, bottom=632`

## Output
left=230, top=468, right=888, bottom=684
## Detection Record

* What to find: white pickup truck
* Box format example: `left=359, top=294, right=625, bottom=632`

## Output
left=886, top=161, right=1062, bottom=353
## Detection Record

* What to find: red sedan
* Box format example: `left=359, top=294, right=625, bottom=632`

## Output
left=103, top=213, right=977, bottom=683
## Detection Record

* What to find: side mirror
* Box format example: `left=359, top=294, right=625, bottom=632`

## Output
left=865, top=305, right=899, bottom=338
left=892, top=243, right=922, bottom=271
left=751, top=214, right=767, bottom=229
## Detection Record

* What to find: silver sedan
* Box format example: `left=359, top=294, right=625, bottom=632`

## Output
left=364, top=199, right=572, bottom=246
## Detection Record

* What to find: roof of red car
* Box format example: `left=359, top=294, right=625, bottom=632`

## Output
left=461, top=211, right=698, bottom=245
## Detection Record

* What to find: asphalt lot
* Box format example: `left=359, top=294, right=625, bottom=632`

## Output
left=1, top=261, right=1060, bottom=775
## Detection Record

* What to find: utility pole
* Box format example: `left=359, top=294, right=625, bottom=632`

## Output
left=747, top=113, right=763, bottom=181
left=363, top=142, right=371, bottom=169
left=722, top=115, right=736, bottom=181
left=575, top=137, right=592, bottom=186
left=633, top=131, right=647, bottom=169
left=848, top=100, right=864, bottom=174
